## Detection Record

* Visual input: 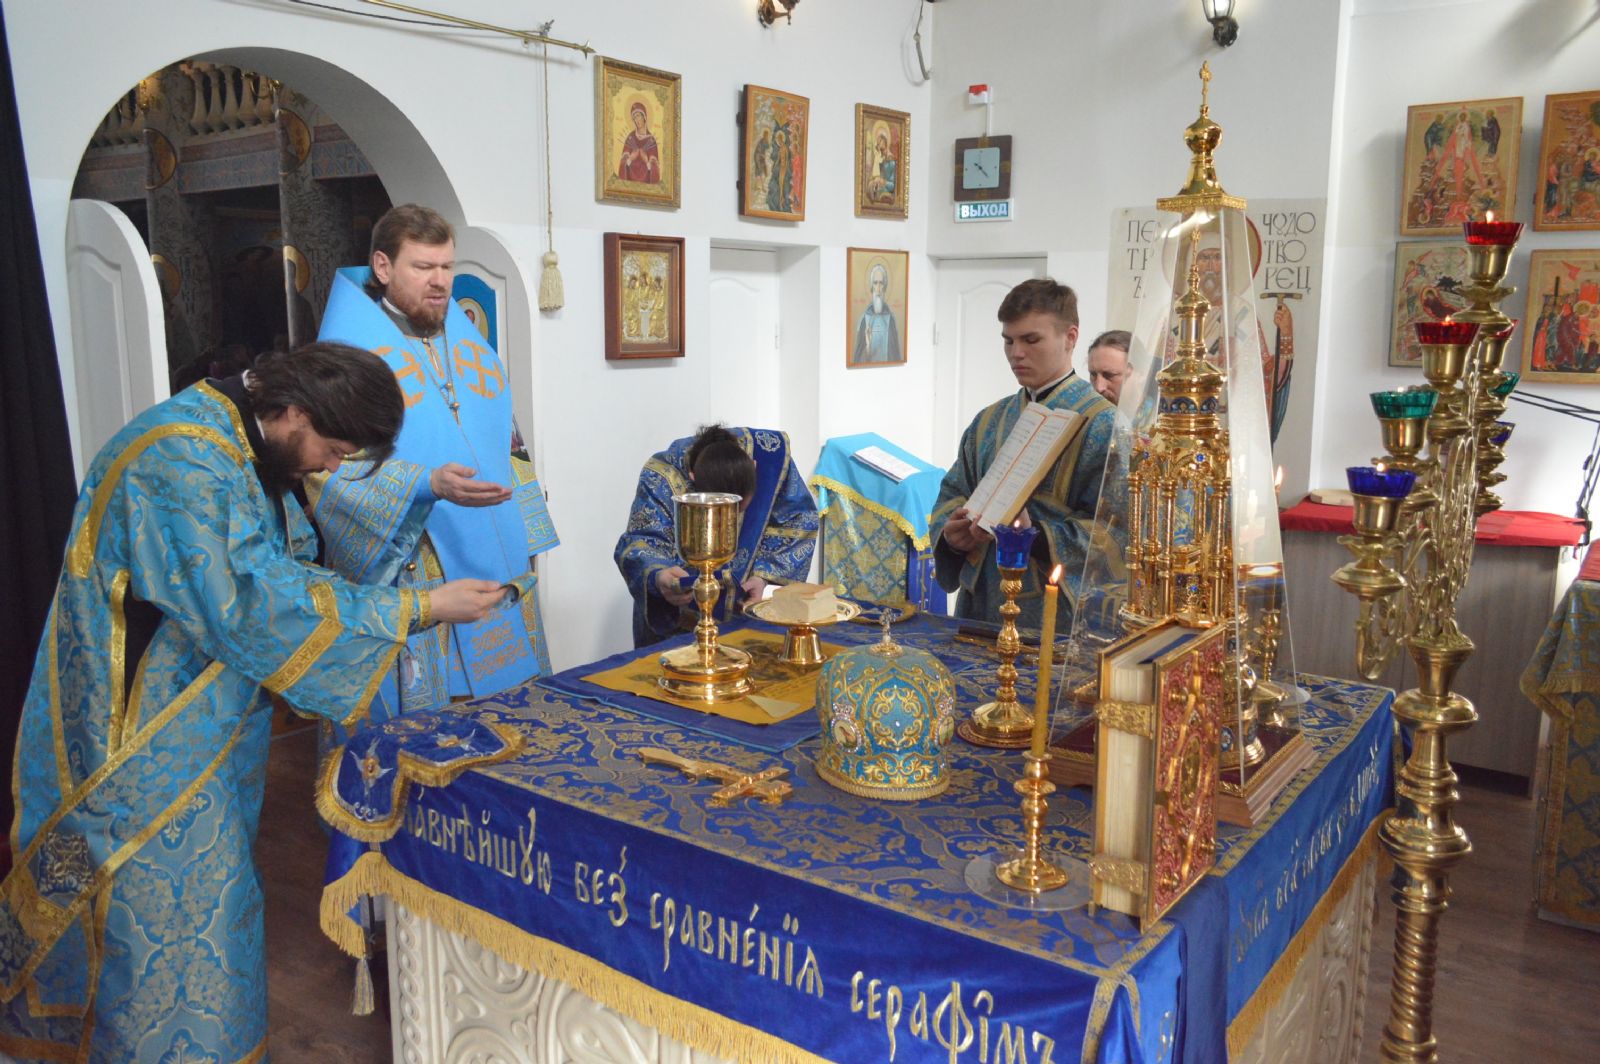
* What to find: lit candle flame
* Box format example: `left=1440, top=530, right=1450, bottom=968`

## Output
left=1375, top=461, right=1387, bottom=474
left=1442, top=315, right=1453, bottom=325
left=1048, top=563, right=1063, bottom=587
left=1485, top=210, right=1495, bottom=223
left=1273, top=465, right=1284, bottom=491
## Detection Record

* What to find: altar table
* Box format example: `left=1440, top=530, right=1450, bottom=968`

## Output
left=321, top=615, right=1393, bottom=1064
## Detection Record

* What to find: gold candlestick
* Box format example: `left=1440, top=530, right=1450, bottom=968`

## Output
left=658, top=492, right=753, bottom=702
left=959, top=565, right=1033, bottom=748
left=995, top=752, right=1069, bottom=892
left=1333, top=220, right=1522, bottom=1064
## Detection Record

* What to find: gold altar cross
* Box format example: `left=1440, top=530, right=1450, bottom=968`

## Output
left=636, top=747, right=793, bottom=807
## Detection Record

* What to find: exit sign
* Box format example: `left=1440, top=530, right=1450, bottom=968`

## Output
left=955, top=200, right=1013, bottom=222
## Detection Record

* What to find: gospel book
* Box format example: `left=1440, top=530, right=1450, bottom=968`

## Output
left=963, top=402, right=1087, bottom=532
left=1090, top=620, right=1227, bottom=926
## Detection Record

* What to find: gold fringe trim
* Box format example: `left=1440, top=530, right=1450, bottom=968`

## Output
left=321, top=853, right=834, bottom=1064
left=1225, top=812, right=1387, bottom=1058
left=314, top=722, right=525, bottom=843
left=810, top=475, right=931, bottom=549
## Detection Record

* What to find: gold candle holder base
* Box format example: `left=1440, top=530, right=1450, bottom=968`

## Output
left=994, top=753, right=1069, bottom=893
left=779, top=624, right=825, bottom=667
left=658, top=643, right=754, bottom=703
left=960, top=565, right=1036, bottom=749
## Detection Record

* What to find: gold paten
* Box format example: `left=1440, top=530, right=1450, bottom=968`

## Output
left=744, top=597, right=862, bottom=666
left=658, top=492, right=753, bottom=703
left=958, top=566, right=1032, bottom=748
left=637, top=747, right=792, bottom=807
left=1332, top=219, right=1524, bottom=1064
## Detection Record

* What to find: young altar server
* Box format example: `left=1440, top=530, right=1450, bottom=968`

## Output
left=615, top=424, right=819, bottom=647
left=930, top=279, right=1116, bottom=629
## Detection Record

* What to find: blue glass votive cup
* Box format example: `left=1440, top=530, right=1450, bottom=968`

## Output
left=993, top=523, right=1038, bottom=569
left=1346, top=466, right=1416, bottom=499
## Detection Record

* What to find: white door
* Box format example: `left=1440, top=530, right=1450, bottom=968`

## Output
left=932, top=257, right=1044, bottom=462
left=453, top=225, right=539, bottom=474
left=65, top=199, right=167, bottom=467
left=708, top=247, right=780, bottom=429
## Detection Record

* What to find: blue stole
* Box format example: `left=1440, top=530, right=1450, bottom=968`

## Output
left=319, top=267, right=554, bottom=698
left=730, top=428, right=788, bottom=588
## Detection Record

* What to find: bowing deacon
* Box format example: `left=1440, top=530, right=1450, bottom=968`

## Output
left=930, top=279, right=1115, bottom=629
left=0, top=345, right=506, bottom=1063
left=616, top=424, right=819, bottom=648
left=314, top=204, right=559, bottom=724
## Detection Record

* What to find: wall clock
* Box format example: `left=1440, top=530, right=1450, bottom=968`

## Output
left=953, top=134, right=1012, bottom=202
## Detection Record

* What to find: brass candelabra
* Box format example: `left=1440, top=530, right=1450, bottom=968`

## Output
left=1332, top=220, right=1521, bottom=1064
left=959, top=564, right=1032, bottom=748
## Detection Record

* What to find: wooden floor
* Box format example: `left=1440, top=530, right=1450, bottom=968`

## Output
left=261, top=730, right=1600, bottom=1064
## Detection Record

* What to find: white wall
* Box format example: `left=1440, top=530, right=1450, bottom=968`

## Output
left=925, top=0, right=1347, bottom=499
left=1317, top=0, right=1600, bottom=514
left=4, top=0, right=937, bottom=668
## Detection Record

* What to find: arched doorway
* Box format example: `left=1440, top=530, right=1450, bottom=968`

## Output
left=64, top=48, right=536, bottom=471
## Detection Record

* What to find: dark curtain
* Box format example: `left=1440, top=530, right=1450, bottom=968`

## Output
left=0, top=3, right=80, bottom=874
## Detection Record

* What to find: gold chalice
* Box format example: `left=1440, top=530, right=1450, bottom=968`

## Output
left=658, top=492, right=753, bottom=702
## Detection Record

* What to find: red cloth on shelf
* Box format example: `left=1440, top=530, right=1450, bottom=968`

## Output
left=1279, top=498, right=1585, bottom=548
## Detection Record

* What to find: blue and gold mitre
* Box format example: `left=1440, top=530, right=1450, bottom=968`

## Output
left=814, top=617, right=958, bottom=801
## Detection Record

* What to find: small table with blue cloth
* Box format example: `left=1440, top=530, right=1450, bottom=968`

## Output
left=812, top=433, right=948, bottom=614
left=320, top=612, right=1393, bottom=1064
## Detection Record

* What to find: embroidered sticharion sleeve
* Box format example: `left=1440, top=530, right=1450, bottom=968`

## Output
left=309, top=457, right=435, bottom=587
left=930, top=408, right=990, bottom=596
left=614, top=461, right=685, bottom=647
left=1033, top=405, right=1117, bottom=600
left=117, top=436, right=416, bottom=722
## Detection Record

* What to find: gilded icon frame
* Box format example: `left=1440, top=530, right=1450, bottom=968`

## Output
left=1399, top=96, right=1522, bottom=237
left=1533, top=90, right=1600, bottom=232
left=845, top=247, right=909, bottom=368
left=1521, top=248, right=1600, bottom=384
left=854, top=103, right=910, bottom=219
left=603, top=233, right=685, bottom=361
left=740, top=84, right=809, bottom=221
left=595, top=57, right=682, bottom=209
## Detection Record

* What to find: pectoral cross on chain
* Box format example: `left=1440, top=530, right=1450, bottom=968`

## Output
left=637, top=747, right=793, bottom=807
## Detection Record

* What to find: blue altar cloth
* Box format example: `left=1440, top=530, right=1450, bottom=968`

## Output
left=812, top=433, right=945, bottom=547
left=323, top=615, right=1393, bottom=1064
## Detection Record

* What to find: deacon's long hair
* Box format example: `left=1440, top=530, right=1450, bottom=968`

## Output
left=686, top=424, right=756, bottom=501
left=250, top=343, right=404, bottom=471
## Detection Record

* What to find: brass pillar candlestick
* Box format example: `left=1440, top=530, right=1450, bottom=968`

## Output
left=995, top=753, right=1069, bottom=891
left=959, top=564, right=1033, bottom=748
left=1333, top=217, right=1523, bottom=1064
left=659, top=492, right=753, bottom=703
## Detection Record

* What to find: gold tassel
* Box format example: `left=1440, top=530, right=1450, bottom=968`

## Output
left=352, top=954, right=376, bottom=1016
left=539, top=250, right=564, bottom=311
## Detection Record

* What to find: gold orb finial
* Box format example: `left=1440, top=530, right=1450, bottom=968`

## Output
left=1157, top=62, right=1245, bottom=213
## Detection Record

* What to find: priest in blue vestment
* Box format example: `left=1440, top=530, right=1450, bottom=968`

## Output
left=0, top=344, right=507, bottom=1064
left=615, top=425, right=819, bottom=648
left=314, top=205, right=559, bottom=724
left=930, top=279, right=1115, bottom=630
